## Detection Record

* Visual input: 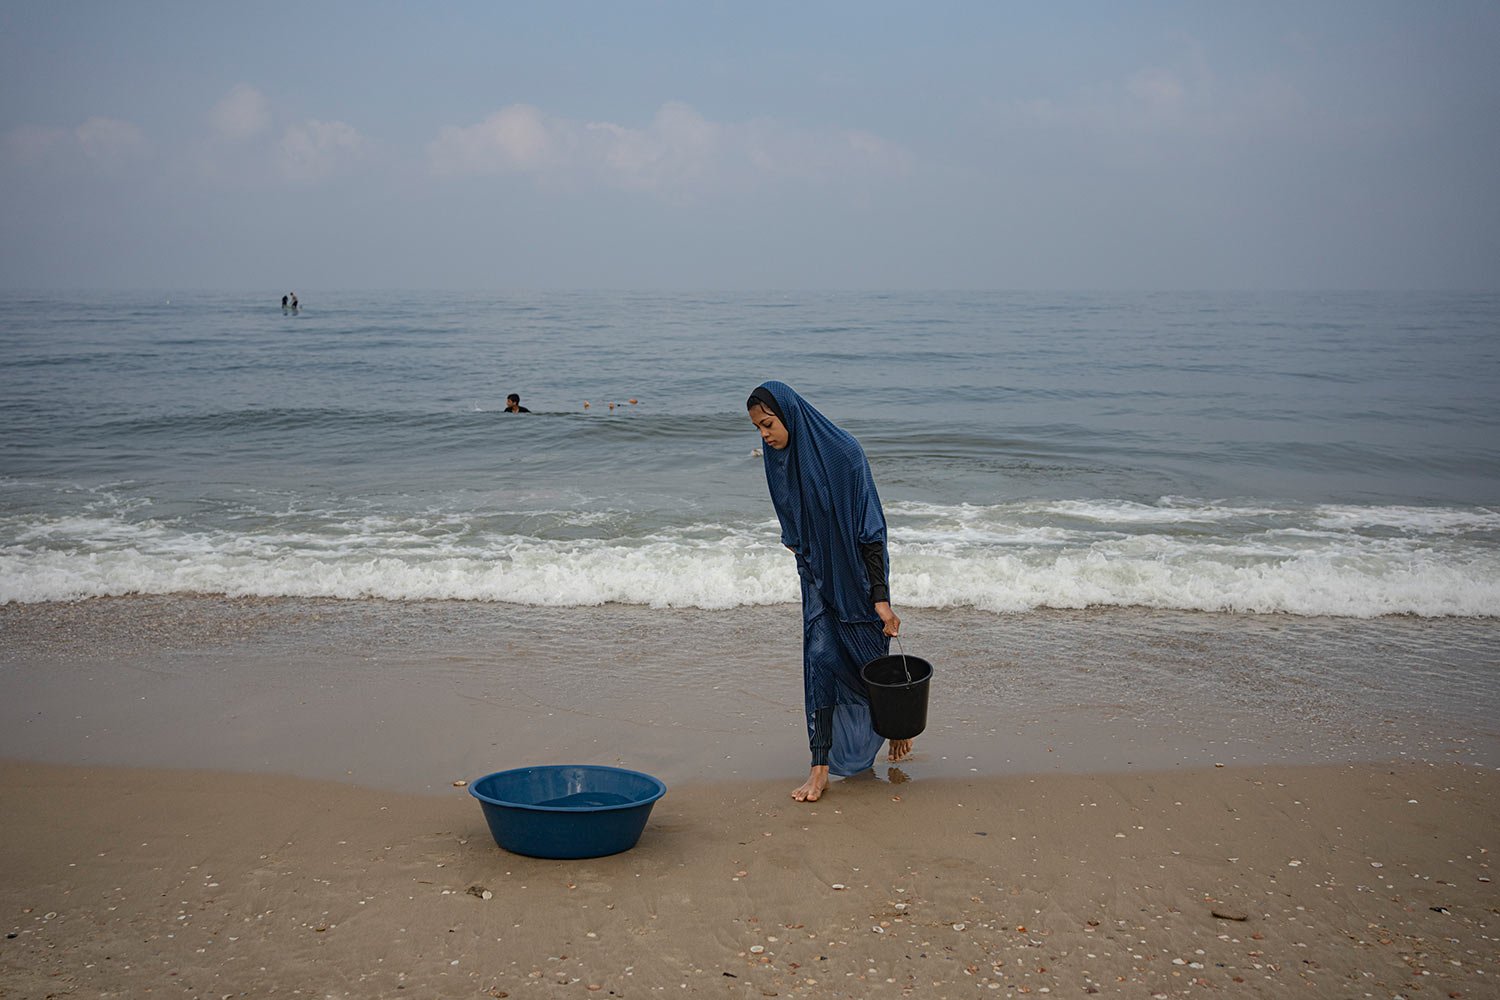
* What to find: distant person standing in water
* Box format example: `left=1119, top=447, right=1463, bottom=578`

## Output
left=281, top=294, right=288, bottom=309
left=505, top=393, right=531, bottom=413
left=289, top=292, right=299, bottom=310
left=747, top=381, right=908, bottom=803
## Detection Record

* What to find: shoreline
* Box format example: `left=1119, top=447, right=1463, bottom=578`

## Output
left=2, top=758, right=1495, bottom=998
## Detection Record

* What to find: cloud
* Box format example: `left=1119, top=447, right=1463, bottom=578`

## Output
left=75, top=117, right=149, bottom=161
left=588, top=102, right=722, bottom=191
left=427, top=101, right=912, bottom=196
left=427, top=104, right=556, bottom=176
left=2, top=124, right=67, bottom=161
left=195, top=85, right=367, bottom=186
left=210, top=83, right=271, bottom=141
left=2, top=117, right=147, bottom=168
left=277, top=120, right=366, bottom=183
left=998, top=39, right=1310, bottom=145
left=1126, top=67, right=1188, bottom=120
left=1007, top=71, right=1202, bottom=136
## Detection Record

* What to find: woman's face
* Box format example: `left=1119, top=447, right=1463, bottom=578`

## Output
left=749, top=404, right=789, bottom=451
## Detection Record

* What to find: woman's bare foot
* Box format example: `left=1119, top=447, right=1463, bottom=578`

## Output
left=792, top=765, right=830, bottom=802
left=888, top=738, right=914, bottom=762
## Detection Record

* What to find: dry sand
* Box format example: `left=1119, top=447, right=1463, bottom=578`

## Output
left=2, top=760, right=1496, bottom=998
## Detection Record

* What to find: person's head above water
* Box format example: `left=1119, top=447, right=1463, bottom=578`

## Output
left=747, top=386, right=789, bottom=451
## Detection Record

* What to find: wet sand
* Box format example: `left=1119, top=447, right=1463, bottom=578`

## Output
left=3, top=596, right=1496, bottom=792
left=1, top=596, right=1497, bottom=996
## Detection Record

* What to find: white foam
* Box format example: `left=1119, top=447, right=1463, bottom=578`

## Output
left=1036, top=497, right=1264, bottom=525
left=3, top=498, right=1498, bottom=618
left=1311, top=504, right=1500, bottom=533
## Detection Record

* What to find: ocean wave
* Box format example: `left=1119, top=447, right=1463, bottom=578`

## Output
left=3, top=498, right=1497, bottom=617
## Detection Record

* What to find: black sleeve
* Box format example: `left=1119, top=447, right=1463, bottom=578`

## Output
left=859, top=540, right=889, bottom=605
left=810, top=706, right=832, bottom=767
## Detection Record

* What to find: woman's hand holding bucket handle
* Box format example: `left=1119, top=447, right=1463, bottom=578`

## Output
left=875, top=601, right=900, bottom=637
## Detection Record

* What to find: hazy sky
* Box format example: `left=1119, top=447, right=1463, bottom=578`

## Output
left=2, top=2, right=1497, bottom=290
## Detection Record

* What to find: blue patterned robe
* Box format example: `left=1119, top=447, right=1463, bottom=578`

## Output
left=754, top=381, right=889, bottom=775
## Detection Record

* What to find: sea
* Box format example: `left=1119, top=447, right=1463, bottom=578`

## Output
left=2, top=289, right=1498, bottom=774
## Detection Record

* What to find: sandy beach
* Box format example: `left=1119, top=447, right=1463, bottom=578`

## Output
left=3, top=760, right=1496, bottom=998
left=2, top=597, right=1497, bottom=997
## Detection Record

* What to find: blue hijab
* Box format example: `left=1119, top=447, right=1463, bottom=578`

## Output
left=752, top=381, right=887, bottom=624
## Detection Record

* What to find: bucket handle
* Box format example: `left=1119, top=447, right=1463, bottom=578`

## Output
left=894, top=632, right=911, bottom=685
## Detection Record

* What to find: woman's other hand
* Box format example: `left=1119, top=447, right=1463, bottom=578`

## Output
left=874, top=601, right=900, bottom=637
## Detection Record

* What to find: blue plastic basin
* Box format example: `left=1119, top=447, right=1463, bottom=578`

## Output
left=469, top=765, right=667, bottom=859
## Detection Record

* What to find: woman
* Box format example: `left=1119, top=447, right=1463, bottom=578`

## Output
left=747, top=381, right=912, bottom=803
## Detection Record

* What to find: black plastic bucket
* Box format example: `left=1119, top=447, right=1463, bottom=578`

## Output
left=860, top=652, right=933, bottom=741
